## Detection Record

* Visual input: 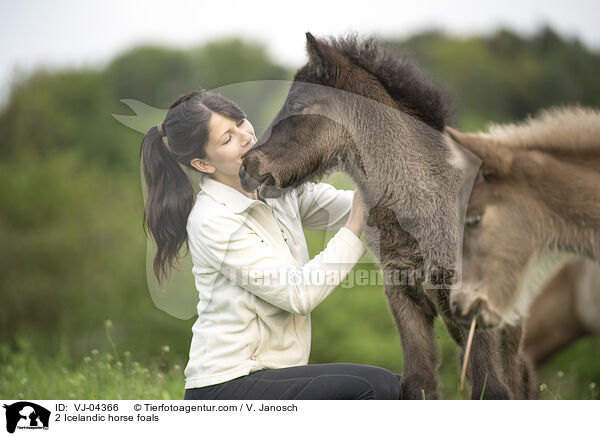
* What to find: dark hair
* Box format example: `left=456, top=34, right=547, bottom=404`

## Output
left=141, top=90, right=246, bottom=284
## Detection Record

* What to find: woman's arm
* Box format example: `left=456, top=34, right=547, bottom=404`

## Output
left=189, top=214, right=366, bottom=316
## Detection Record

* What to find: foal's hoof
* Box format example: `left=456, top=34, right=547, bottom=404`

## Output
left=450, top=291, right=502, bottom=328
left=399, top=376, right=439, bottom=400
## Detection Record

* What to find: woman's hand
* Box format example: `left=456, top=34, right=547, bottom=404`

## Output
left=344, top=190, right=366, bottom=238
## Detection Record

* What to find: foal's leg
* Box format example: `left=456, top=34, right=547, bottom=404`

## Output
left=465, top=328, right=512, bottom=399
left=384, top=284, right=440, bottom=400
left=440, top=313, right=511, bottom=399
left=499, top=323, right=537, bottom=399
left=434, top=285, right=517, bottom=399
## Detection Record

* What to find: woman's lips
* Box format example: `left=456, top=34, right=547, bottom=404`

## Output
left=240, top=143, right=256, bottom=159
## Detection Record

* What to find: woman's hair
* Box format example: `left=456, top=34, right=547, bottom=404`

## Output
left=141, top=90, right=246, bottom=284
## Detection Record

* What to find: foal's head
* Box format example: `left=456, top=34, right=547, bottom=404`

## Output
left=446, top=125, right=564, bottom=327
left=448, top=107, right=600, bottom=327
left=239, top=33, right=449, bottom=196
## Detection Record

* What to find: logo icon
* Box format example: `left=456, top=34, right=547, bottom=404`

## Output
left=3, top=402, right=50, bottom=434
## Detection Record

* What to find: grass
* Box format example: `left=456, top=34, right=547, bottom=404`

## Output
left=1, top=320, right=597, bottom=400
left=0, top=322, right=186, bottom=400
left=480, top=373, right=488, bottom=400
left=534, top=336, right=600, bottom=400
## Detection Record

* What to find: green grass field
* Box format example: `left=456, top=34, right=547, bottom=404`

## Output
left=1, top=305, right=597, bottom=400
left=0, top=323, right=186, bottom=401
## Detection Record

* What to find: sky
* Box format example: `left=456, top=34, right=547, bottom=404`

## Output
left=0, top=0, right=599, bottom=104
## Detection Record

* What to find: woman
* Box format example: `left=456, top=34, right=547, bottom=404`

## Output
left=141, top=89, right=401, bottom=400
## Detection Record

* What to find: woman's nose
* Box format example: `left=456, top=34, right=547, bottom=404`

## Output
left=243, top=131, right=255, bottom=146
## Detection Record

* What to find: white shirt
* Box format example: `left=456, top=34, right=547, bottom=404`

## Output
left=184, top=174, right=366, bottom=389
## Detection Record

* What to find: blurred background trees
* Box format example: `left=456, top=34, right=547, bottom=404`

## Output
left=1, top=28, right=598, bottom=399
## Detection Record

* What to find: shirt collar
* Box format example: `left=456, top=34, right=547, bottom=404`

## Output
left=198, top=174, right=264, bottom=214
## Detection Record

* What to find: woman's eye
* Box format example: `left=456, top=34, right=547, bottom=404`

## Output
left=224, top=135, right=232, bottom=145
left=465, top=214, right=481, bottom=228
left=289, top=102, right=305, bottom=113
left=237, top=119, right=245, bottom=127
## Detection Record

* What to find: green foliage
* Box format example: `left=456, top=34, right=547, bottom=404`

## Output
left=105, top=38, right=291, bottom=108
left=383, top=26, right=600, bottom=130
left=0, top=326, right=185, bottom=400
left=0, top=69, right=135, bottom=171
left=1, top=29, right=599, bottom=399
left=0, top=147, right=196, bottom=362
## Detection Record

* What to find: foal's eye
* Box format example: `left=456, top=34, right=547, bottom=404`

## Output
left=465, top=214, right=482, bottom=228
left=289, top=102, right=305, bottom=113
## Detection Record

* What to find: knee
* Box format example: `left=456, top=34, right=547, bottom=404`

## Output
left=366, top=367, right=401, bottom=400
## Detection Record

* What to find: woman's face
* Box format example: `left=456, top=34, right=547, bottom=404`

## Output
left=194, top=112, right=256, bottom=180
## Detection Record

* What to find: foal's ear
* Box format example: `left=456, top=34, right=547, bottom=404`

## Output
left=305, top=32, right=347, bottom=83
left=444, top=126, right=512, bottom=177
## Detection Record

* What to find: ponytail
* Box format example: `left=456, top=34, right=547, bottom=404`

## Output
left=141, top=126, right=194, bottom=284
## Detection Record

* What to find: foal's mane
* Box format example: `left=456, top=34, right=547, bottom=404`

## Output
left=482, top=106, right=600, bottom=152
left=306, top=34, right=452, bottom=131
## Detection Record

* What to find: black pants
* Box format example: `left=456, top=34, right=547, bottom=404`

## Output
left=184, top=363, right=402, bottom=400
